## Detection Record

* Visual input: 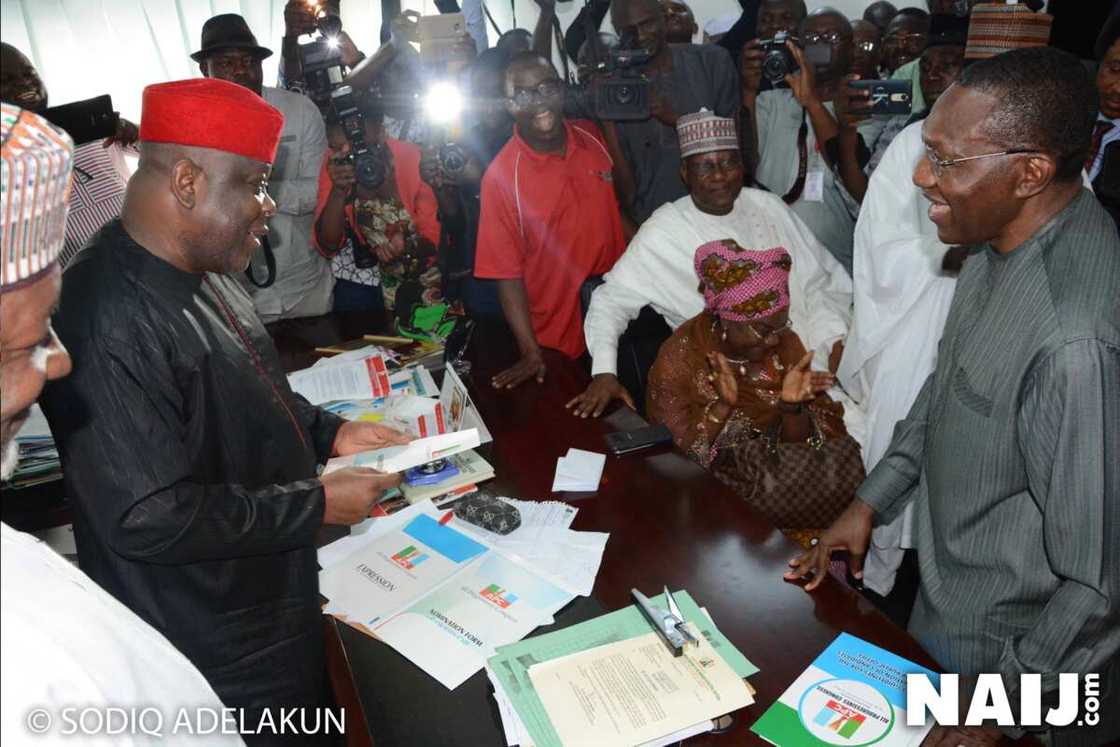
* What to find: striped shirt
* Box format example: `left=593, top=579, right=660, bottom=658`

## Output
left=859, top=190, right=1120, bottom=743
left=60, top=141, right=130, bottom=268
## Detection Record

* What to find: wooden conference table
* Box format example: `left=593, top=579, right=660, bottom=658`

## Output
left=269, top=312, right=941, bottom=747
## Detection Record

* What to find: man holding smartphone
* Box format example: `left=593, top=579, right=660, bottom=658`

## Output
left=832, top=15, right=967, bottom=204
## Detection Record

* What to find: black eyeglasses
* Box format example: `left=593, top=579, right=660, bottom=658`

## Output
left=507, top=79, right=564, bottom=107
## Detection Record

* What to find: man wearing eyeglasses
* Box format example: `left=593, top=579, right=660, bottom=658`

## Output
left=474, top=53, right=626, bottom=390
left=791, top=48, right=1120, bottom=745
left=570, top=109, right=854, bottom=420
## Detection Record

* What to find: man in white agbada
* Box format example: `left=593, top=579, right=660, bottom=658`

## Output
left=836, top=120, right=955, bottom=598
left=0, top=103, right=242, bottom=746
left=568, top=109, right=861, bottom=444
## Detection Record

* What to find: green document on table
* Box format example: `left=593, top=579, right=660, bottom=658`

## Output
left=486, top=590, right=758, bottom=747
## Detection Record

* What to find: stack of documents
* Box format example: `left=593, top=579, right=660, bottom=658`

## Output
left=487, top=590, right=758, bottom=747
left=2, top=405, right=62, bottom=489
left=318, top=501, right=578, bottom=690
left=551, top=449, right=606, bottom=492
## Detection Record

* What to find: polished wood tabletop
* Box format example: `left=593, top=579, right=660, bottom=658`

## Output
left=270, top=312, right=942, bottom=747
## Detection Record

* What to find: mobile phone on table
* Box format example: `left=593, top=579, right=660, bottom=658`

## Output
left=848, top=79, right=912, bottom=116
left=604, top=424, right=674, bottom=456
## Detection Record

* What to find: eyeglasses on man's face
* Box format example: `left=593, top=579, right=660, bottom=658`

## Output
left=507, top=79, right=564, bottom=108
left=802, top=30, right=848, bottom=47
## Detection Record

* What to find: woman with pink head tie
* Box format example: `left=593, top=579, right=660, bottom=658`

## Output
left=647, top=239, right=864, bottom=545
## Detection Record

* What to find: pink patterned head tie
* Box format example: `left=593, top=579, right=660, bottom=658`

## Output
left=693, top=240, right=792, bottom=322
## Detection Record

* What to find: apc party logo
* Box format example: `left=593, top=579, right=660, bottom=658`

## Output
left=798, top=679, right=894, bottom=745
left=479, top=584, right=518, bottom=609
left=390, top=545, right=429, bottom=571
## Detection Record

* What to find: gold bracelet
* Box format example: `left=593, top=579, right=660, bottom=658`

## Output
left=706, top=400, right=726, bottom=424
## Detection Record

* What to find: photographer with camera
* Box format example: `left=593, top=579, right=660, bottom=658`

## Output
left=608, top=0, right=740, bottom=226
left=418, top=48, right=514, bottom=319
left=195, top=13, right=336, bottom=322
left=313, top=94, right=441, bottom=314
left=746, top=7, right=874, bottom=276
left=279, top=1, right=364, bottom=93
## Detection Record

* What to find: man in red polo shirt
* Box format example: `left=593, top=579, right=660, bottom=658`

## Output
left=475, top=52, right=626, bottom=389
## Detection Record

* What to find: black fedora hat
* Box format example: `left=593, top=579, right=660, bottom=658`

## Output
left=191, top=14, right=273, bottom=62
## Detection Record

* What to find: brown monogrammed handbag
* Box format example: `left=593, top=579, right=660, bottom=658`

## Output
left=715, top=412, right=865, bottom=529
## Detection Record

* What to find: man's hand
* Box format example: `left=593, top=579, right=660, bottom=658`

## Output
left=566, top=374, right=636, bottom=418
left=492, top=349, right=547, bottom=389
left=103, top=118, right=139, bottom=149
left=332, top=420, right=411, bottom=457
left=740, top=40, right=765, bottom=104
left=336, top=31, right=364, bottom=67
left=375, top=232, right=406, bottom=264
left=326, top=154, right=356, bottom=196
left=781, top=350, right=835, bottom=403
left=321, top=467, right=402, bottom=525
left=833, top=74, right=872, bottom=130
left=784, top=41, right=820, bottom=109
left=784, top=498, right=874, bottom=590
left=284, top=0, right=318, bottom=37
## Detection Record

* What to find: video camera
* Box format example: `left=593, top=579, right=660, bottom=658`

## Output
left=758, top=31, right=832, bottom=85
left=587, top=46, right=652, bottom=121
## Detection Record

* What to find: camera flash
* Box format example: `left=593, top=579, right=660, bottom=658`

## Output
left=326, top=37, right=340, bottom=49
left=424, top=82, right=463, bottom=125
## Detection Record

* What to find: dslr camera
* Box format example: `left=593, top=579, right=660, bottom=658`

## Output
left=588, top=47, right=651, bottom=121
left=298, top=11, right=347, bottom=110
left=330, top=86, right=389, bottom=269
left=757, top=31, right=832, bottom=84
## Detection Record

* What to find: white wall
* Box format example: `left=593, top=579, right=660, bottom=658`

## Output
left=0, top=0, right=926, bottom=121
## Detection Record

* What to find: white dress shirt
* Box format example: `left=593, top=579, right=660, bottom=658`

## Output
left=246, top=87, right=333, bottom=322
left=1, top=522, right=242, bottom=745
left=584, top=188, right=863, bottom=440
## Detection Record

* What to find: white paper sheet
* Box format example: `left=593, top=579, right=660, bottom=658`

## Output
left=494, top=528, right=608, bottom=597
left=551, top=449, right=606, bottom=492
left=287, top=355, right=392, bottom=404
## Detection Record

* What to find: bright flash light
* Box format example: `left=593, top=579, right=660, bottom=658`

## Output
left=326, top=37, right=340, bottom=49
left=424, top=82, right=463, bottom=125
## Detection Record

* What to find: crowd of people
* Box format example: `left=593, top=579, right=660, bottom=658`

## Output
left=0, top=0, right=1117, bottom=745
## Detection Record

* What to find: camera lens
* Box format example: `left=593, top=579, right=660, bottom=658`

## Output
left=438, top=144, right=467, bottom=176
left=354, top=152, right=386, bottom=189
left=614, top=85, right=634, bottom=105
left=762, top=49, right=790, bottom=83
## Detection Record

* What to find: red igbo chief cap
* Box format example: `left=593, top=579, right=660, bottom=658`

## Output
left=139, top=78, right=283, bottom=163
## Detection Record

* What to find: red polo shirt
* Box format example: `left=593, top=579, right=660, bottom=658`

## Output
left=475, top=120, right=625, bottom=358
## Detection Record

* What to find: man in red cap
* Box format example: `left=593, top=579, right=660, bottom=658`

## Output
left=40, top=79, right=408, bottom=739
